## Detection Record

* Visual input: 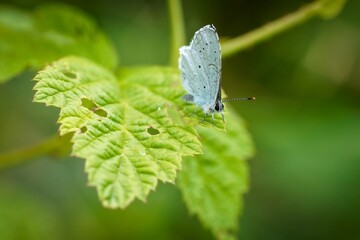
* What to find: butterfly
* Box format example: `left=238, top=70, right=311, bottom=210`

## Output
left=179, top=24, right=255, bottom=123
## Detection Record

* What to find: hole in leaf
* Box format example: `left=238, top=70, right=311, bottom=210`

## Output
left=94, top=109, right=108, bottom=117
left=63, top=71, right=77, bottom=79
left=81, top=98, right=107, bottom=117
left=80, top=126, right=87, bottom=133
left=81, top=98, right=96, bottom=110
left=147, top=127, right=160, bottom=135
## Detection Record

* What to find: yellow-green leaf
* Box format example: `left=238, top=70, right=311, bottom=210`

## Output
left=33, top=56, right=202, bottom=208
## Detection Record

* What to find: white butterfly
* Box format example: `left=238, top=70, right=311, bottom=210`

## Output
left=179, top=24, right=224, bottom=122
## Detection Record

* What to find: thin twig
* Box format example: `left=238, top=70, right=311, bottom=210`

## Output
left=167, top=0, right=186, bottom=67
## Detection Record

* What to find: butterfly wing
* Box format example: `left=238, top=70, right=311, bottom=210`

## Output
left=189, top=25, right=222, bottom=106
left=179, top=46, right=214, bottom=109
left=179, top=25, right=222, bottom=112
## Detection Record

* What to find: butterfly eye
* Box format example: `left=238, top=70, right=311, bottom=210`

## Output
left=215, top=101, right=224, bottom=112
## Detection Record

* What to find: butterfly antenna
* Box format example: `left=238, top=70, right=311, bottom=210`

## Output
left=223, top=97, right=256, bottom=102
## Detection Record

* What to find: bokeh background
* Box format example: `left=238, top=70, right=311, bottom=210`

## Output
left=0, top=0, right=359, bottom=239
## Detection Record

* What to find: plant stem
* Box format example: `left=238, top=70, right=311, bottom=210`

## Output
left=221, top=1, right=331, bottom=58
left=167, top=0, right=186, bottom=67
left=0, top=134, right=71, bottom=170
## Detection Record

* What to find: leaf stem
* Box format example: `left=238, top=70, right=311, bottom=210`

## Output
left=221, top=0, right=345, bottom=58
left=0, top=134, right=71, bottom=170
left=167, top=0, right=186, bottom=67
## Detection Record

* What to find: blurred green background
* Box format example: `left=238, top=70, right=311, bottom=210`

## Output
left=0, top=0, right=359, bottom=239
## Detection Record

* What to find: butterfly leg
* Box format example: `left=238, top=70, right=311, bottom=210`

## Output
left=211, top=113, right=215, bottom=125
left=221, top=112, right=225, bottom=123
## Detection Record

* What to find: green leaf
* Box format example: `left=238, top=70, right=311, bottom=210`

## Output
left=0, top=3, right=117, bottom=83
left=33, top=56, right=203, bottom=208
left=178, top=107, right=254, bottom=239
